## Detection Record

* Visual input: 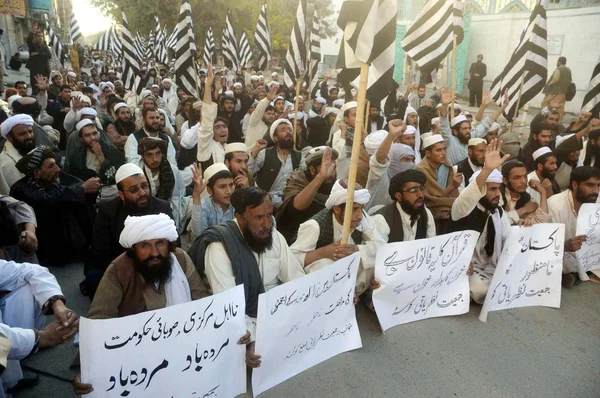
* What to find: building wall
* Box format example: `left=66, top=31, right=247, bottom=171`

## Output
left=464, top=6, right=600, bottom=113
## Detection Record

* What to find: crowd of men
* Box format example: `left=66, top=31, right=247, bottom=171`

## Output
left=0, top=44, right=598, bottom=396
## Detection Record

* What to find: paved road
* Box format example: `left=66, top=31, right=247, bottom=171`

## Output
left=12, top=260, right=600, bottom=398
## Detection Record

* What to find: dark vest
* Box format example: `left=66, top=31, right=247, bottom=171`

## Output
left=308, top=208, right=362, bottom=249
left=133, top=129, right=170, bottom=146
left=449, top=206, right=503, bottom=257
left=544, top=65, right=572, bottom=95
left=255, top=146, right=301, bottom=192
left=375, top=202, right=428, bottom=243
left=456, top=157, right=476, bottom=185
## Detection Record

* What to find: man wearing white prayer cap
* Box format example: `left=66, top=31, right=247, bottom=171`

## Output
left=455, top=137, right=487, bottom=189
left=403, top=105, right=422, bottom=163
left=271, top=71, right=279, bottom=82
left=430, top=117, right=441, bottom=134
left=526, top=146, right=560, bottom=204
left=159, top=77, right=178, bottom=116
left=245, top=83, right=277, bottom=149
left=331, top=101, right=370, bottom=186
left=308, top=96, right=327, bottom=118
left=0, top=114, right=35, bottom=195
left=449, top=139, right=512, bottom=304
left=332, top=98, right=344, bottom=109
left=290, top=178, right=385, bottom=304
left=399, top=125, right=416, bottom=149
left=224, top=142, right=253, bottom=189
left=81, top=162, right=174, bottom=299
left=484, top=121, right=501, bottom=143
left=438, top=88, right=509, bottom=165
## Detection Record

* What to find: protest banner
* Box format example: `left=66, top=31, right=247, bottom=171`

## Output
left=80, top=285, right=247, bottom=398
left=479, top=224, right=565, bottom=322
left=576, top=203, right=600, bottom=272
left=252, top=253, right=362, bottom=396
left=373, top=231, right=480, bottom=330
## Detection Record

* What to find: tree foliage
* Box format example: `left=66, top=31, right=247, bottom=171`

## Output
left=89, top=0, right=337, bottom=52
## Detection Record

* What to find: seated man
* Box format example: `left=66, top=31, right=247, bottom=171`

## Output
left=249, top=119, right=306, bottom=208
left=456, top=138, right=486, bottom=188
left=526, top=147, right=560, bottom=204
left=0, top=259, right=78, bottom=394
left=82, top=163, right=173, bottom=299
left=449, top=140, right=511, bottom=304
left=106, top=102, right=136, bottom=155
left=224, top=143, right=254, bottom=190
left=398, top=125, right=416, bottom=150
left=548, top=166, right=600, bottom=287
left=0, top=194, right=38, bottom=263
left=277, top=146, right=337, bottom=244
left=191, top=163, right=235, bottom=238
left=137, top=137, right=188, bottom=233
left=125, top=107, right=176, bottom=166
left=501, top=160, right=549, bottom=226
left=10, top=146, right=99, bottom=266
left=372, top=169, right=436, bottom=242
left=415, top=134, right=462, bottom=235
left=553, top=118, right=600, bottom=173
left=517, top=123, right=552, bottom=172
left=332, top=102, right=370, bottom=186
left=306, top=107, right=338, bottom=149
left=0, top=115, right=35, bottom=195
left=290, top=179, right=385, bottom=300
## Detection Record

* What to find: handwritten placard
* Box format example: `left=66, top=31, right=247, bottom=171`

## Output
left=372, top=231, right=479, bottom=331
left=479, top=224, right=565, bottom=322
left=252, top=253, right=362, bottom=396
left=576, top=203, right=600, bottom=272
left=80, top=285, right=247, bottom=398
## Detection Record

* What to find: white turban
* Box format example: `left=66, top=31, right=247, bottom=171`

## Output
left=67, top=71, right=76, bottom=78
left=233, top=82, right=243, bottom=88
left=326, top=107, right=340, bottom=116
left=162, top=78, right=173, bottom=86
left=76, top=119, right=94, bottom=132
left=114, top=102, right=128, bottom=113
left=80, top=107, right=97, bottom=118
left=250, top=75, right=259, bottom=81
left=1, top=114, right=34, bottom=138
left=115, top=163, right=144, bottom=184
left=151, top=84, right=160, bottom=89
left=364, top=130, right=388, bottom=155
left=431, top=117, right=440, bottom=126
left=489, top=122, right=500, bottom=132
left=269, top=119, right=293, bottom=141
left=325, top=180, right=371, bottom=210
left=404, top=126, right=416, bottom=136
left=7, top=95, right=22, bottom=109
left=470, top=169, right=503, bottom=184
left=224, top=90, right=234, bottom=96
left=332, top=99, right=345, bottom=108
left=315, top=97, right=327, bottom=104
left=404, top=106, right=417, bottom=120
left=468, top=138, right=486, bottom=147
left=119, top=213, right=178, bottom=249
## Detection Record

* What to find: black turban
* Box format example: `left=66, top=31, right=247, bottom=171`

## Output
left=389, top=169, right=426, bottom=200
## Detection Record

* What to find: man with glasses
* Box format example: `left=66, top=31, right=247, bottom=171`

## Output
left=81, top=163, right=173, bottom=299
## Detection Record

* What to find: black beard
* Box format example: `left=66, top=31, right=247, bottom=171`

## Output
left=242, top=223, right=273, bottom=254
left=13, top=140, right=36, bottom=156
left=575, top=188, right=598, bottom=204
left=400, top=197, right=422, bottom=217
left=479, top=196, right=499, bottom=211
left=134, top=253, right=173, bottom=286
left=541, top=169, right=554, bottom=180
left=457, top=133, right=470, bottom=145
left=469, top=156, right=484, bottom=168
left=278, top=138, right=294, bottom=150
left=145, top=124, right=159, bottom=133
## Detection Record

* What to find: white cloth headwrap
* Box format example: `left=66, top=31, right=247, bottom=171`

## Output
left=165, top=253, right=192, bottom=307
left=67, top=71, right=76, bottom=78
left=119, top=213, right=178, bottom=248
left=469, top=169, right=503, bottom=184
left=404, top=126, right=416, bottom=136
left=269, top=119, right=293, bottom=140
left=325, top=180, right=371, bottom=210
left=364, top=130, right=388, bottom=155
left=1, top=114, right=34, bottom=138
left=403, top=106, right=421, bottom=163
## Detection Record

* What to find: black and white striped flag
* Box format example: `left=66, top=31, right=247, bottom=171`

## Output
left=238, top=32, right=253, bottom=70
left=336, top=0, right=397, bottom=103
left=146, top=30, right=156, bottom=61
left=222, top=10, right=239, bottom=72
left=307, top=8, right=321, bottom=90
left=46, top=22, right=66, bottom=67
left=134, top=31, right=146, bottom=61
left=154, top=17, right=168, bottom=65
left=283, top=0, right=307, bottom=87
left=255, top=3, right=271, bottom=71
left=582, top=58, right=600, bottom=117
left=93, top=29, right=112, bottom=52
left=110, top=25, right=122, bottom=59
left=70, top=12, right=82, bottom=43
left=203, top=27, right=215, bottom=66
left=166, top=25, right=178, bottom=50
left=174, top=0, right=198, bottom=96
left=488, top=0, right=547, bottom=122
left=401, top=0, right=464, bottom=75
left=120, top=12, right=141, bottom=92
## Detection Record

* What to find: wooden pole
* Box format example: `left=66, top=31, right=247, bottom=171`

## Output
left=292, top=77, right=303, bottom=147
left=306, top=60, right=314, bottom=103
left=364, top=100, right=370, bottom=133
left=194, top=59, right=202, bottom=100
left=509, top=71, right=527, bottom=135
left=341, top=63, right=369, bottom=245
left=450, top=34, right=457, bottom=120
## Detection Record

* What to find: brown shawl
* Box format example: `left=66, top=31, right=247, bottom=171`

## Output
left=415, top=157, right=458, bottom=220
left=276, top=168, right=329, bottom=222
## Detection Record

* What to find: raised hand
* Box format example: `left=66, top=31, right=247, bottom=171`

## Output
left=482, top=91, right=491, bottom=107
left=318, top=147, right=336, bottom=180
left=484, top=138, right=511, bottom=171
left=440, top=88, right=452, bottom=106
left=255, top=139, right=268, bottom=151
left=387, top=119, right=406, bottom=141
left=266, top=83, right=278, bottom=101
left=206, top=63, right=214, bottom=85
left=500, top=88, right=509, bottom=109
left=35, top=74, right=49, bottom=91
left=191, top=163, right=207, bottom=197
left=549, top=94, right=566, bottom=110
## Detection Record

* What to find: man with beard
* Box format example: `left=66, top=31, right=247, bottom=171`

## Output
left=290, top=179, right=385, bottom=305
left=332, top=102, right=371, bottom=187
left=531, top=108, right=564, bottom=140
left=218, top=92, right=245, bottom=144
left=526, top=147, right=560, bottom=204
left=249, top=119, right=306, bottom=209
left=553, top=134, right=580, bottom=191
left=367, top=103, right=385, bottom=134
left=553, top=119, right=600, bottom=172
left=306, top=107, right=338, bottom=148
left=189, top=187, right=305, bottom=349
left=106, top=102, right=136, bottom=155
left=373, top=169, right=436, bottom=242
left=224, top=143, right=254, bottom=189
left=450, top=139, right=512, bottom=304
left=406, top=84, right=428, bottom=111
left=468, top=54, right=487, bottom=107
left=277, top=146, right=337, bottom=244
left=159, top=78, right=179, bottom=116
left=0, top=115, right=35, bottom=195
left=307, top=97, right=327, bottom=118
left=125, top=107, right=176, bottom=166
left=517, top=123, right=552, bottom=172
left=232, top=82, right=252, bottom=113
left=456, top=138, right=486, bottom=190
left=549, top=166, right=600, bottom=287
left=500, top=160, right=549, bottom=226
left=246, top=84, right=277, bottom=149
left=10, top=146, right=99, bottom=266
left=439, top=88, right=508, bottom=165
left=82, top=163, right=173, bottom=299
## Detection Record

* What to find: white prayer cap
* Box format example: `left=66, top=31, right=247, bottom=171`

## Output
left=288, top=112, right=305, bottom=121
left=364, top=130, right=388, bottom=155
left=272, top=96, right=285, bottom=104
left=339, top=101, right=356, bottom=113
left=233, top=82, right=243, bottom=88
left=162, top=78, right=173, bottom=85
left=204, top=163, right=230, bottom=182
left=294, top=95, right=303, bottom=101
left=67, top=71, right=76, bottom=78
left=420, top=132, right=433, bottom=142
left=315, top=97, right=326, bottom=104
left=79, top=95, right=92, bottom=106
left=463, top=111, right=471, bottom=116
left=250, top=75, right=259, bottom=80
left=70, top=90, right=83, bottom=98
left=555, top=134, right=575, bottom=149
left=532, top=146, right=553, bottom=161
left=115, top=163, right=144, bottom=184
left=76, top=119, right=94, bottom=132
left=451, top=115, right=468, bottom=128
left=1, top=114, right=34, bottom=138
left=325, top=179, right=371, bottom=210
left=404, top=126, right=416, bottom=136
left=326, top=107, right=340, bottom=116
left=422, top=134, right=444, bottom=149
left=271, top=72, right=278, bottom=77
left=151, top=84, right=160, bottom=89
left=192, top=101, right=203, bottom=110
left=333, top=99, right=345, bottom=108
left=108, top=69, right=115, bottom=74
left=468, top=138, right=486, bottom=147
left=119, top=213, right=178, bottom=249
left=489, top=122, right=500, bottom=132
left=80, top=107, right=97, bottom=118
left=431, top=117, right=440, bottom=126
left=269, top=119, right=293, bottom=140
left=435, top=103, right=443, bottom=109
left=7, top=95, right=22, bottom=109
left=224, top=142, right=248, bottom=154
left=225, top=90, right=234, bottom=96
left=469, top=169, right=503, bottom=184
left=114, top=102, right=128, bottom=112
left=99, top=82, right=114, bottom=91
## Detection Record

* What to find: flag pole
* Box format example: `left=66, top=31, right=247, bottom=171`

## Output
left=292, top=74, right=304, bottom=147
left=341, top=63, right=369, bottom=245
left=510, top=71, right=527, bottom=135
left=194, top=59, right=202, bottom=99
left=364, top=100, right=370, bottom=133
left=450, top=34, right=457, bottom=120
